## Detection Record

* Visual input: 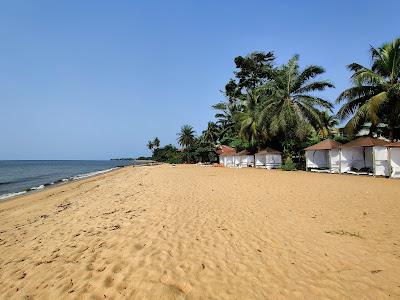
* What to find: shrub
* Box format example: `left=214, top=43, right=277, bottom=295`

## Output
left=281, top=156, right=297, bottom=171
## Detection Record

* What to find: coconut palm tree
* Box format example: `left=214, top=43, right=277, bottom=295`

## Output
left=147, top=140, right=154, bottom=151
left=212, top=102, right=239, bottom=144
left=236, top=89, right=267, bottom=146
left=261, top=55, right=334, bottom=140
left=319, top=111, right=339, bottom=138
left=202, top=122, right=220, bottom=144
left=177, top=125, right=196, bottom=148
left=153, top=137, right=160, bottom=149
left=336, top=38, right=400, bottom=139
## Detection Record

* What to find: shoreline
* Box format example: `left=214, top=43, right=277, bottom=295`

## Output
left=0, top=161, right=160, bottom=203
left=0, top=166, right=124, bottom=205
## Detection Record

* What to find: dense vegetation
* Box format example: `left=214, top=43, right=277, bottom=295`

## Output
left=148, top=38, right=400, bottom=167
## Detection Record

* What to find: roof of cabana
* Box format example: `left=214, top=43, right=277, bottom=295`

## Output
left=255, top=147, right=282, bottom=155
left=340, top=136, right=388, bottom=148
left=215, top=145, right=236, bottom=155
left=217, top=145, right=236, bottom=156
left=386, top=142, right=400, bottom=148
left=304, top=139, right=342, bottom=151
left=235, top=150, right=252, bottom=156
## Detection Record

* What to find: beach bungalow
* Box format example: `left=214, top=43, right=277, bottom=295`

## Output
left=339, top=136, right=389, bottom=176
left=220, top=153, right=235, bottom=167
left=386, top=142, right=400, bottom=179
left=217, top=145, right=236, bottom=167
left=235, top=150, right=254, bottom=167
left=304, top=139, right=342, bottom=173
left=255, top=148, right=282, bottom=169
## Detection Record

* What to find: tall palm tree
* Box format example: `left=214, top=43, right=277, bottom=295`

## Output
left=177, top=125, right=196, bottom=148
left=236, top=89, right=267, bottom=146
left=153, top=137, right=160, bottom=149
left=147, top=140, right=154, bottom=151
left=212, top=102, right=238, bottom=143
left=319, top=110, right=339, bottom=138
left=261, top=55, right=334, bottom=140
left=202, top=122, right=220, bottom=144
left=336, top=38, right=400, bottom=139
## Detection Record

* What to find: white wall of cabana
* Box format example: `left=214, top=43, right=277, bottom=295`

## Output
left=388, top=145, right=400, bottom=178
left=219, top=154, right=235, bottom=167
left=306, top=149, right=341, bottom=173
left=339, top=137, right=389, bottom=176
left=235, top=151, right=254, bottom=167
left=304, top=139, right=342, bottom=173
left=255, top=148, right=282, bottom=169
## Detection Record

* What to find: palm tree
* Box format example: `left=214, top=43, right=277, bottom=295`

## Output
left=202, top=122, right=220, bottom=144
left=261, top=55, right=334, bottom=140
left=336, top=38, right=400, bottom=140
left=319, top=111, right=339, bottom=138
left=212, top=102, right=239, bottom=144
left=153, top=137, right=160, bottom=149
left=177, top=125, right=196, bottom=148
left=147, top=140, right=154, bottom=151
left=237, top=89, right=267, bottom=146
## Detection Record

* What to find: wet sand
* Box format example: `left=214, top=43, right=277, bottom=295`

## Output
left=0, top=164, right=399, bottom=299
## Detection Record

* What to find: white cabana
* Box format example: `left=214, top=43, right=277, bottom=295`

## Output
left=340, top=137, right=389, bottom=176
left=217, top=145, right=236, bottom=167
left=387, top=142, right=400, bottom=179
left=235, top=150, right=254, bottom=167
left=219, top=153, right=235, bottom=167
left=255, top=148, right=282, bottom=169
left=304, top=139, right=342, bottom=173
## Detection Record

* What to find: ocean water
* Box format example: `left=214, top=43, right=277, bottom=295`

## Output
left=0, top=160, right=143, bottom=200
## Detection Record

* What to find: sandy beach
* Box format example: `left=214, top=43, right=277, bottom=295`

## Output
left=0, top=165, right=399, bottom=299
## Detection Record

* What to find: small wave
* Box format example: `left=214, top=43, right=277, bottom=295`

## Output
left=27, top=185, right=45, bottom=191
left=70, top=168, right=118, bottom=180
left=0, top=167, right=120, bottom=201
left=0, top=181, right=13, bottom=185
left=0, top=191, right=27, bottom=200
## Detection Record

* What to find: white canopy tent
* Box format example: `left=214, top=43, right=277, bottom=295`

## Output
left=304, top=139, right=342, bottom=173
left=387, top=142, right=400, bottom=179
left=339, top=137, right=389, bottom=176
left=255, top=148, right=282, bottom=169
left=236, top=150, right=254, bottom=167
left=217, top=145, right=236, bottom=167
left=234, top=154, right=242, bottom=167
left=219, top=153, right=235, bottom=167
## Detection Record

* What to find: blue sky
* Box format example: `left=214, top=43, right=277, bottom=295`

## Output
left=0, top=1, right=399, bottom=159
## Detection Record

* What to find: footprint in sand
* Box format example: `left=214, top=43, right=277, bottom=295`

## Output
left=104, top=275, right=114, bottom=288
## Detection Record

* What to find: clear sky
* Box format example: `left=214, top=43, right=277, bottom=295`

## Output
left=0, top=1, right=399, bottom=159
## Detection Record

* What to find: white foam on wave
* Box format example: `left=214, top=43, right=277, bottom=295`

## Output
left=71, top=168, right=118, bottom=180
left=30, top=185, right=45, bottom=190
left=0, top=191, right=27, bottom=200
left=0, top=167, right=120, bottom=201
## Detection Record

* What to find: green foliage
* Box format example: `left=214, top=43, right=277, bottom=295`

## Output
left=333, top=135, right=351, bottom=144
left=336, top=37, right=400, bottom=140
left=146, top=140, right=153, bottom=151
left=177, top=125, right=196, bottom=148
left=225, top=51, right=275, bottom=101
left=147, top=137, right=160, bottom=153
left=228, top=137, right=250, bottom=152
left=147, top=39, right=400, bottom=165
left=152, top=144, right=183, bottom=164
left=202, top=122, right=220, bottom=144
left=281, top=156, right=297, bottom=171
left=136, top=156, right=153, bottom=161
left=153, top=137, right=160, bottom=148
left=260, top=55, right=334, bottom=143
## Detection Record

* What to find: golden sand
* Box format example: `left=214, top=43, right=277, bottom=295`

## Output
left=0, top=165, right=399, bottom=299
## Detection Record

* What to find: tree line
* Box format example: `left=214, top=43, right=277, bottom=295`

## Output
left=148, top=38, right=400, bottom=166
